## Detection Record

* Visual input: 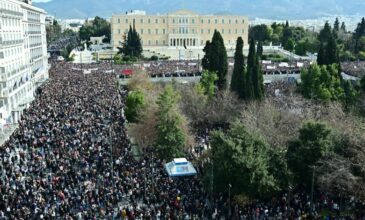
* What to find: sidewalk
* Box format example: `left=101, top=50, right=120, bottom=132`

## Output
left=0, top=124, right=18, bottom=147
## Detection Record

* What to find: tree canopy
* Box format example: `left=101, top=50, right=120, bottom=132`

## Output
left=230, top=37, right=246, bottom=99
left=202, top=30, right=228, bottom=90
left=79, top=16, right=111, bottom=42
left=155, top=85, right=186, bottom=160
left=118, top=22, right=143, bottom=58
left=209, top=122, right=279, bottom=197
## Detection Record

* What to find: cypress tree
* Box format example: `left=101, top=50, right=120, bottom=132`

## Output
left=326, top=35, right=339, bottom=65
left=245, top=38, right=255, bottom=99
left=253, top=44, right=264, bottom=100
left=317, top=22, right=339, bottom=65
left=230, top=37, right=246, bottom=99
left=202, top=40, right=211, bottom=70
left=340, top=22, right=346, bottom=33
left=132, top=21, right=142, bottom=57
left=334, top=18, right=340, bottom=32
left=317, top=43, right=326, bottom=65
left=202, top=31, right=228, bottom=90
left=257, top=41, right=263, bottom=58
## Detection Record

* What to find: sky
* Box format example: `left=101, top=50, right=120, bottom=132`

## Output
left=33, top=0, right=365, bottom=19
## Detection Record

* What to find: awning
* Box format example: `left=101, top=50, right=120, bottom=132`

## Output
left=164, top=158, right=197, bottom=177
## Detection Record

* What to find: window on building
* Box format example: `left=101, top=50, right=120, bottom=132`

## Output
left=201, top=19, right=204, bottom=23
left=229, top=19, right=231, bottom=24
left=222, top=19, right=224, bottom=24
left=173, top=18, right=175, bottom=23
left=155, top=29, right=158, bottom=34
left=163, top=29, right=166, bottom=34
left=148, top=18, right=151, bottom=23
left=173, top=29, right=175, bottom=34
left=242, top=29, right=244, bottom=34
left=155, top=19, right=158, bottom=23
left=163, top=40, right=165, bottom=45
left=118, top=18, right=120, bottom=23
left=148, top=29, right=151, bottom=34
left=125, top=19, right=128, bottom=23
left=208, top=29, right=211, bottom=34
left=118, top=29, right=121, bottom=34
left=148, top=40, right=151, bottom=45
left=222, top=29, right=224, bottom=34
left=192, top=19, right=195, bottom=24
left=235, top=19, right=238, bottom=24
left=141, top=29, right=144, bottom=34
left=235, top=29, right=237, bottom=34
left=208, top=19, right=210, bottom=24
left=229, top=29, right=231, bottom=34
left=156, top=40, right=158, bottom=45
left=163, top=18, right=165, bottom=23
left=242, top=19, right=245, bottom=23
left=201, top=29, right=204, bottom=34
left=192, top=29, right=195, bottom=34
left=140, top=18, right=143, bottom=23
left=215, top=19, right=218, bottom=24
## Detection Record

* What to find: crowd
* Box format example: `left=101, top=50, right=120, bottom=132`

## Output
left=143, top=60, right=200, bottom=77
left=48, top=35, right=79, bottom=56
left=0, top=62, right=363, bottom=219
left=341, top=61, right=365, bottom=78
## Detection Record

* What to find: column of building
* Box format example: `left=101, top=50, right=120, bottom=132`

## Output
left=169, top=38, right=198, bottom=47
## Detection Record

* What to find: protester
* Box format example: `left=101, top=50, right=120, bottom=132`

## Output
left=0, top=62, right=363, bottom=219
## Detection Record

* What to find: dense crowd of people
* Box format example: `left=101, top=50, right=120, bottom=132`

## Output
left=0, top=62, right=364, bottom=219
left=143, top=60, right=200, bottom=77
left=341, top=61, right=365, bottom=78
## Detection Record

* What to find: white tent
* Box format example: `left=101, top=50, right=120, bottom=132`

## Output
left=164, top=158, right=197, bottom=177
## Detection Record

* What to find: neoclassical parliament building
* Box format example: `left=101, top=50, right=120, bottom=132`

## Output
left=111, top=10, right=249, bottom=59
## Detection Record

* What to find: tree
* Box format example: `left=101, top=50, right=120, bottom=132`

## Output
left=282, top=21, right=292, bottom=48
left=317, top=22, right=339, bottom=65
left=286, top=121, right=333, bottom=185
left=79, top=17, right=111, bottom=42
left=354, top=17, right=365, bottom=53
left=125, top=91, right=145, bottom=123
left=300, top=64, right=344, bottom=101
left=119, top=22, right=143, bottom=58
left=257, top=40, right=263, bottom=58
left=202, top=40, right=211, bottom=70
left=340, top=22, right=346, bottom=33
left=46, top=20, right=62, bottom=44
left=295, top=40, right=307, bottom=56
left=155, top=85, right=186, bottom=160
left=202, top=30, right=228, bottom=90
left=208, top=122, right=279, bottom=197
left=334, top=18, right=340, bottom=33
left=285, top=38, right=295, bottom=52
left=246, top=38, right=264, bottom=100
left=361, top=75, right=365, bottom=91
left=199, top=70, right=218, bottom=100
left=230, top=37, right=246, bottom=99
left=333, top=17, right=340, bottom=39
left=249, top=24, right=272, bottom=43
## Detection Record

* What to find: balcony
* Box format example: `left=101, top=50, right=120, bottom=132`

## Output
left=0, top=88, right=9, bottom=98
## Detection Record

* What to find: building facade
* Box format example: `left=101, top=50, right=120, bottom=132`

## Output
left=111, top=10, right=248, bottom=58
left=0, top=0, right=49, bottom=126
